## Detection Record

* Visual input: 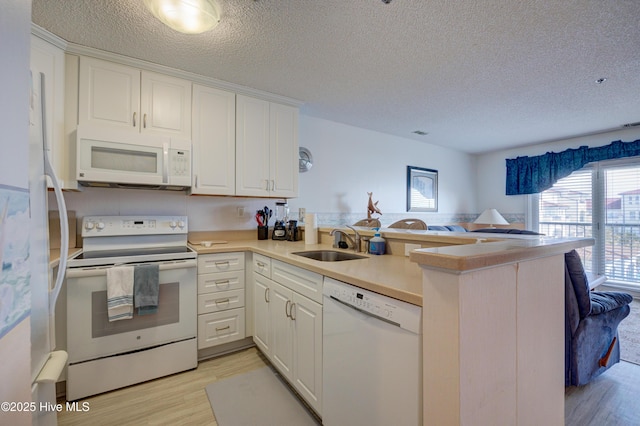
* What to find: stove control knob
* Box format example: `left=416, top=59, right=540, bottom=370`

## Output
left=169, top=221, right=177, bottom=229
left=96, top=222, right=105, bottom=230
left=178, top=220, right=186, bottom=229
left=84, top=221, right=95, bottom=231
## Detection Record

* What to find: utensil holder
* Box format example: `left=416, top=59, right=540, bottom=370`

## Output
left=257, top=226, right=268, bottom=240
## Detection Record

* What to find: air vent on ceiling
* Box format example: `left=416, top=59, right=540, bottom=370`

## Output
left=623, top=122, right=640, bottom=128
left=412, top=130, right=428, bottom=136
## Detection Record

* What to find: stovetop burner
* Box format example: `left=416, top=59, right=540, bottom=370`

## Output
left=76, top=246, right=193, bottom=260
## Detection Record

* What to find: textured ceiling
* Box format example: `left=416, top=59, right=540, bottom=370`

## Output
left=32, top=0, right=640, bottom=154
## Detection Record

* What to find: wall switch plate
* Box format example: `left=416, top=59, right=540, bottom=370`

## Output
left=404, top=243, right=421, bottom=256
left=299, top=208, right=306, bottom=219
left=237, top=207, right=245, bottom=217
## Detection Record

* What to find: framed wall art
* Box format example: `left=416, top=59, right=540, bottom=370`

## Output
left=407, top=166, right=438, bottom=212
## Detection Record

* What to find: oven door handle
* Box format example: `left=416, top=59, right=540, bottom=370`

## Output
left=66, top=259, right=197, bottom=278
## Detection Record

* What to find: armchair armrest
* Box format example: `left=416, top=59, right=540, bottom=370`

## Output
left=589, top=291, right=633, bottom=315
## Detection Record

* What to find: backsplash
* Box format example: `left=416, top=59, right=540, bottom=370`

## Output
left=291, top=212, right=525, bottom=228
left=53, top=187, right=524, bottom=233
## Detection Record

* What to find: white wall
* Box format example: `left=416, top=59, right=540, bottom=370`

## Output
left=476, top=127, right=640, bottom=216
left=58, top=187, right=276, bottom=232
left=59, top=114, right=478, bottom=230
left=290, top=116, right=477, bottom=219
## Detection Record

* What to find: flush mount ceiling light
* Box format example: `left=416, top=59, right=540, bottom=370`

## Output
left=144, top=0, right=221, bottom=34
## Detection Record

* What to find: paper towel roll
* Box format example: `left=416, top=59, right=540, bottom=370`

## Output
left=305, top=213, right=318, bottom=245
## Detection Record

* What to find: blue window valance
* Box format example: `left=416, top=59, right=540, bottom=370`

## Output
left=505, top=139, right=640, bottom=195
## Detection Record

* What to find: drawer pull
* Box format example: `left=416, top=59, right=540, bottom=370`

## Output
left=215, top=298, right=230, bottom=304
left=215, top=325, right=231, bottom=332
left=215, top=280, right=231, bottom=286
left=256, top=261, right=266, bottom=268
left=214, top=261, right=230, bottom=266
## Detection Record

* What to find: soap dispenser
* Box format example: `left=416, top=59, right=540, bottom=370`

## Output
left=369, top=228, right=386, bottom=255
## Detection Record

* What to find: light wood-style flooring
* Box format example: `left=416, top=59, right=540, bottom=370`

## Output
left=566, top=360, right=640, bottom=425
left=57, top=347, right=268, bottom=426
left=58, top=346, right=640, bottom=425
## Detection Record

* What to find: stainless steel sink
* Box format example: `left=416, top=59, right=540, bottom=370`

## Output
left=292, top=250, right=367, bottom=262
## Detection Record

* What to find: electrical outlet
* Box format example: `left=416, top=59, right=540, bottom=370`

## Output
left=404, top=243, right=421, bottom=256
left=299, top=208, right=306, bottom=219
left=237, top=207, right=245, bottom=217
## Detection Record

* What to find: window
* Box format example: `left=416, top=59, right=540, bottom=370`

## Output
left=533, top=158, right=640, bottom=289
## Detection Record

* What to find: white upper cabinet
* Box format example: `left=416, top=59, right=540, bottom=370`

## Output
left=191, top=85, right=236, bottom=195
left=140, top=71, right=192, bottom=138
left=31, top=35, right=76, bottom=189
left=235, top=96, right=270, bottom=196
left=236, top=95, right=298, bottom=198
left=270, top=102, right=299, bottom=198
left=78, top=57, right=191, bottom=139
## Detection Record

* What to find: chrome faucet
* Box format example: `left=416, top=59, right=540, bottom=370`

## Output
left=330, top=225, right=361, bottom=252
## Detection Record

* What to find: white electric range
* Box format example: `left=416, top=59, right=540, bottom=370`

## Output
left=65, top=215, right=197, bottom=401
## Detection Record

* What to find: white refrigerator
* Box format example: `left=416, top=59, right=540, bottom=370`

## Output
left=29, top=67, right=69, bottom=425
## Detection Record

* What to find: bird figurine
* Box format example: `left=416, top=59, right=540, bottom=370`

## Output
left=367, top=192, right=382, bottom=219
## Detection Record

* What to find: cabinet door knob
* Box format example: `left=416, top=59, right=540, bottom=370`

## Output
left=264, top=287, right=269, bottom=303
left=285, top=300, right=291, bottom=318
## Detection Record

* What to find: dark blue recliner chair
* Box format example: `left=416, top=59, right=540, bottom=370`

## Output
left=565, top=250, right=633, bottom=386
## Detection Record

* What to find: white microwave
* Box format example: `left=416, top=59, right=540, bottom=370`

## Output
left=76, top=126, right=191, bottom=190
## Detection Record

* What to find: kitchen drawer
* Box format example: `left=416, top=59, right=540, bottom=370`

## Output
left=253, top=253, right=272, bottom=278
left=197, top=270, right=245, bottom=294
left=198, top=307, right=246, bottom=349
left=198, top=289, right=245, bottom=314
left=198, top=252, right=245, bottom=273
left=272, top=259, right=323, bottom=304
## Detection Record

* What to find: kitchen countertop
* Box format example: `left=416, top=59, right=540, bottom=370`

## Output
left=52, top=232, right=594, bottom=308
left=49, top=247, right=82, bottom=269
left=409, top=234, right=594, bottom=271
left=191, top=240, right=424, bottom=306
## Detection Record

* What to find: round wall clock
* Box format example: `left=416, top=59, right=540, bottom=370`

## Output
left=299, top=147, right=313, bottom=172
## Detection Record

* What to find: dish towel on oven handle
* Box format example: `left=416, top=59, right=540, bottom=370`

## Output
left=106, top=266, right=134, bottom=321
left=134, top=264, right=160, bottom=316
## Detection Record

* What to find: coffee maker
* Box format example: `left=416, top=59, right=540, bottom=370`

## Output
left=272, top=201, right=289, bottom=240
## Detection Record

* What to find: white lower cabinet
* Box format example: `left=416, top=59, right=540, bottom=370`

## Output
left=291, top=291, right=322, bottom=413
left=252, top=256, right=323, bottom=416
left=198, top=307, right=246, bottom=349
left=197, top=252, right=246, bottom=349
left=253, top=273, right=271, bottom=355
left=270, top=281, right=294, bottom=380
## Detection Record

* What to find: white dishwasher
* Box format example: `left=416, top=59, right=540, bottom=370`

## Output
left=323, top=277, right=422, bottom=426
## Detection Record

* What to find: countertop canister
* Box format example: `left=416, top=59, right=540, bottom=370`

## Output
left=305, top=213, right=318, bottom=244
